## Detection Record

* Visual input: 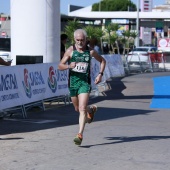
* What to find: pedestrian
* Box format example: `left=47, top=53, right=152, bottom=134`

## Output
left=60, top=33, right=68, bottom=60
left=94, top=45, right=102, bottom=55
left=0, top=57, right=11, bottom=66
left=58, top=29, right=106, bottom=145
left=89, top=38, right=102, bottom=55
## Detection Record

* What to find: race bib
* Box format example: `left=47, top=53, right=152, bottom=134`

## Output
left=72, top=62, right=88, bottom=73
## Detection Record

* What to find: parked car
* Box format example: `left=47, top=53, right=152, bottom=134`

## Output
left=126, top=46, right=158, bottom=71
left=0, top=37, right=11, bottom=62
left=143, top=44, right=155, bottom=47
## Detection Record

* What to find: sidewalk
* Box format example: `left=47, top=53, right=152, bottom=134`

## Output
left=0, top=72, right=170, bottom=170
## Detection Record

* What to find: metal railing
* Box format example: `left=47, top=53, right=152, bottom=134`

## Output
left=123, top=52, right=170, bottom=74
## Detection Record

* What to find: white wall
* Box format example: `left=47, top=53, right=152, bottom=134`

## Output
left=10, top=0, right=60, bottom=65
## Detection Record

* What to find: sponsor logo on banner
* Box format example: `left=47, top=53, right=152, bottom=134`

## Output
left=55, top=69, right=68, bottom=89
left=0, top=74, right=18, bottom=91
left=48, top=66, right=57, bottom=93
left=0, top=73, right=19, bottom=102
left=47, top=66, right=68, bottom=92
left=22, top=68, right=32, bottom=98
left=22, top=68, right=45, bottom=98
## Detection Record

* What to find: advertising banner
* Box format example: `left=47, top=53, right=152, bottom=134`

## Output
left=0, top=54, right=125, bottom=110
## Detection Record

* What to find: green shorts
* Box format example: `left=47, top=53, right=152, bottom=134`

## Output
left=69, top=83, right=91, bottom=97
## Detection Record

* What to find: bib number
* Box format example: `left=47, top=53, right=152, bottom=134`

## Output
left=72, top=62, right=88, bottom=73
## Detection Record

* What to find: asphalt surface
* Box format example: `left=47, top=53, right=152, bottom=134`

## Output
left=0, top=71, right=170, bottom=170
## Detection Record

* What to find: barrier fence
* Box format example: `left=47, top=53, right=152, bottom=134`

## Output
left=123, top=52, right=170, bottom=74
left=0, top=54, right=125, bottom=118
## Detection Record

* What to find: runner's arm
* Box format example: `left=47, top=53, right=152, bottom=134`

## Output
left=91, top=50, right=106, bottom=73
left=90, top=50, right=106, bottom=84
left=58, top=47, right=75, bottom=70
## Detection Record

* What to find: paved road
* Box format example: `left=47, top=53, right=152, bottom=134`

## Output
left=0, top=72, right=170, bottom=170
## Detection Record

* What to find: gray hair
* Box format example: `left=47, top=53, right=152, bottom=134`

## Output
left=74, top=29, right=87, bottom=38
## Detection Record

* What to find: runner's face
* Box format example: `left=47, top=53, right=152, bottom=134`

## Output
left=74, top=33, right=86, bottom=48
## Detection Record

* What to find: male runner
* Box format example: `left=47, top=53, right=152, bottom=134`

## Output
left=58, top=29, right=106, bottom=145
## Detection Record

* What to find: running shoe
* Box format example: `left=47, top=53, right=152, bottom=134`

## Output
left=87, top=105, right=98, bottom=124
left=74, top=133, right=83, bottom=145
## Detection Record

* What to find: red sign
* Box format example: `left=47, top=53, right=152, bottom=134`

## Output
left=158, top=38, right=170, bottom=47
left=158, top=38, right=170, bottom=51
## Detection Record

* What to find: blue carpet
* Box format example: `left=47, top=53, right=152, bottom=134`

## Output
left=150, top=76, right=170, bottom=109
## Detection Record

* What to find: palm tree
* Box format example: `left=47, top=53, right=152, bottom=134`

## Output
left=105, top=23, right=120, bottom=53
left=64, top=19, right=82, bottom=45
left=122, top=30, right=131, bottom=55
left=119, top=36, right=127, bottom=55
left=130, top=31, right=138, bottom=49
left=94, top=27, right=104, bottom=53
left=105, top=24, right=113, bottom=51
left=84, top=26, right=104, bottom=53
left=84, top=25, right=96, bottom=40
left=84, top=25, right=96, bottom=47
left=110, top=33, right=119, bottom=54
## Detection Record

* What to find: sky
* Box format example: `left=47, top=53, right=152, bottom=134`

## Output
left=0, top=0, right=167, bottom=15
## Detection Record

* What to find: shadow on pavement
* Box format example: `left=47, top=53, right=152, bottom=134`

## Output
left=89, top=76, right=153, bottom=105
left=94, top=107, right=155, bottom=122
left=0, top=75, right=156, bottom=136
left=0, top=137, right=24, bottom=140
left=0, top=106, right=156, bottom=136
left=80, top=136, right=170, bottom=148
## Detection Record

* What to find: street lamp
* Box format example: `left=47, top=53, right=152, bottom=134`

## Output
left=99, top=0, right=101, bottom=11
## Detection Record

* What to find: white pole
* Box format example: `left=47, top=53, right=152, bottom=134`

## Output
left=99, top=0, right=101, bottom=11
left=135, top=0, right=140, bottom=47
left=11, top=0, right=60, bottom=65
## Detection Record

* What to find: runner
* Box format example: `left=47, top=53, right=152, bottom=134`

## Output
left=58, top=29, right=106, bottom=145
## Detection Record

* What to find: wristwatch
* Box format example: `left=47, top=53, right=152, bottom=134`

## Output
left=99, top=72, right=103, bottom=76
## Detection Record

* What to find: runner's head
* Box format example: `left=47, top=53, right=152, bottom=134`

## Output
left=74, top=29, right=87, bottom=49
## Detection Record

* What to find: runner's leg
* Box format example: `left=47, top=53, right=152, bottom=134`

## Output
left=71, top=96, right=79, bottom=112
left=77, top=93, right=89, bottom=134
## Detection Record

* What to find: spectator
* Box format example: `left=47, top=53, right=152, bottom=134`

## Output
left=94, top=45, right=101, bottom=54
left=0, top=57, right=11, bottom=66
left=60, top=33, right=68, bottom=60
left=89, top=38, right=102, bottom=55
